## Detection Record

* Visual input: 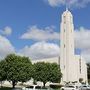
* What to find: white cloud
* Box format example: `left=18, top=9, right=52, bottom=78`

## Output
left=82, top=50, right=90, bottom=63
left=75, top=27, right=90, bottom=50
left=45, top=0, right=65, bottom=7
left=0, top=35, right=15, bottom=59
left=20, top=25, right=60, bottom=41
left=75, top=27, right=90, bottom=62
left=0, top=26, right=12, bottom=36
left=18, top=42, right=60, bottom=60
left=45, top=0, right=90, bottom=8
left=20, top=25, right=90, bottom=62
left=0, top=25, right=89, bottom=62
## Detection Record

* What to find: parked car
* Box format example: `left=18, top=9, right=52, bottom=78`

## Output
left=79, top=85, right=90, bottom=90
left=61, top=85, right=79, bottom=90
left=22, top=85, right=42, bottom=90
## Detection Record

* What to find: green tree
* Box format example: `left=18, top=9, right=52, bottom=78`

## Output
left=49, top=63, right=62, bottom=83
left=4, top=54, right=33, bottom=88
left=0, top=60, right=7, bottom=87
left=79, top=78, right=83, bottom=84
left=33, top=62, right=62, bottom=87
left=87, top=63, right=90, bottom=84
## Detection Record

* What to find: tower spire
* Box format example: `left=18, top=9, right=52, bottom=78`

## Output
left=66, top=6, right=68, bottom=11
left=66, top=0, right=69, bottom=11
left=66, top=1, right=68, bottom=11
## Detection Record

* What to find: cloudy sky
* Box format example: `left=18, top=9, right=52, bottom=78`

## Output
left=0, top=0, right=90, bottom=62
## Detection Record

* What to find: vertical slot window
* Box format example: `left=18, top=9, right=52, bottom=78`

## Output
left=64, top=16, right=66, bottom=24
left=79, top=59, right=81, bottom=74
left=64, top=44, right=65, bottom=48
left=64, top=29, right=65, bottom=32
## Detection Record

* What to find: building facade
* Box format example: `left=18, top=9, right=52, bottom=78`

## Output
left=32, top=9, right=88, bottom=84
left=60, top=9, right=87, bottom=84
left=60, top=8, right=75, bottom=83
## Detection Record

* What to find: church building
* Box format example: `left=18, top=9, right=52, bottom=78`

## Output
left=60, top=8, right=87, bottom=84
left=32, top=9, right=88, bottom=84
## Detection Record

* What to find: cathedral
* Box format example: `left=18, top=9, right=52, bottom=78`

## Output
left=60, top=8, right=87, bottom=84
left=32, top=9, right=88, bottom=84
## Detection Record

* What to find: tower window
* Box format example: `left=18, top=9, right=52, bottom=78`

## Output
left=70, top=16, right=72, bottom=23
left=64, top=20, right=66, bottom=23
left=79, top=59, right=81, bottom=74
left=64, top=65, right=65, bottom=69
left=64, top=16, right=66, bottom=23
left=64, top=29, right=65, bottom=32
left=71, top=29, right=72, bottom=33
left=64, top=16, right=66, bottom=18
left=64, top=44, right=65, bottom=48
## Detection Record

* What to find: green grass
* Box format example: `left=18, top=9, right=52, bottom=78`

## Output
left=0, top=87, right=12, bottom=90
left=0, top=87, right=22, bottom=90
left=0, top=87, right=61, bottom=90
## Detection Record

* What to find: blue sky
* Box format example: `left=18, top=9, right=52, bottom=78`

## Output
left=0, top=0, right=90, bottom=62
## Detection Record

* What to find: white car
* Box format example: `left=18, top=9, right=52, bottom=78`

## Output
left=22, top=85, right=42, bottom=90
left=79, top=85, right=90, bottom=90
left=61, top=85, right=79, bottom=90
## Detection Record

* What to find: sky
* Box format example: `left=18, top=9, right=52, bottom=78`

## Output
left=0, top=0, right=90, bottom=62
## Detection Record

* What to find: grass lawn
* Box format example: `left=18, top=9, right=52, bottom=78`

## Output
left=0, top=87, right=61, bottom=90
left=0, top=87, right=22, bottom=90
left=0, top=87, right=12, bottom=90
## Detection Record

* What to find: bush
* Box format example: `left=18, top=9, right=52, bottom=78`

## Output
left=35, top=86, right=42, bottom=89
left=0, top=87, right=12, bottom=90
left=26, top=86, right=34, bottom=88
left=0, top=87, right=22, bottom=90
left=42, top=86, right=48, bottom=89
left=50, top=84, right=63, bottom=89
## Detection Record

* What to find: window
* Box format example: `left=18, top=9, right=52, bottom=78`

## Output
left=64, top=16, right=65, bottom=18
left=71, top=29, right=72, bottom=33
left=70, top=16, right=72, bottom=23
left=64, top=65, right=65, bottom=69
left=79, top=59, right=81, bottom=73
left=71, top=44, right=72, bottom=47
left=64, top=16, right=66, bottom=23
left=64, top=44, right=65, bottom=48
left=64, top=29, right=65, bottom=32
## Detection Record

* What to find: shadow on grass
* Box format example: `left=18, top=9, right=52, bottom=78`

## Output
left=0, top=87, right=12, bottom=90
left=0, top=87, right=22, bottom=90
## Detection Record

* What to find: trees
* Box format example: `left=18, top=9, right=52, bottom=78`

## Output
left=48, top=63, right=62, bottom=83
left=79, top=78, right=83, bottom=84
left=4, top=54, right=33, bottom=88
left=0, top=60, right=7, bottom=87
left=0, top=54, right=62, bottom=88
left=87, top=63, right=90, bottom=83
left=33, top=62, right=62, bottom=87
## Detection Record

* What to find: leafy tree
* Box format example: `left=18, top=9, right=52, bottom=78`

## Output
left=79, top=78, right=83, bottom=84
left=33, top=62, right=62, bottom=87
left=4, top=54, right=33, bottom=88
left=48, top=63, right=62, bottom=83
left=87, top=63, right=90, bottom=83
left=0, top=60, right=7, bottom=87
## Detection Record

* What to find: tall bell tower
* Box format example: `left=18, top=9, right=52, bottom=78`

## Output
left=60, top=8, right=76, bottom=83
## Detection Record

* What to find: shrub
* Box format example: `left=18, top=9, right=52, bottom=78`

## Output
left=50, top=84, right=63, bottom=89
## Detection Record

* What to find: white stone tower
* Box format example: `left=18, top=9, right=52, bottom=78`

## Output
left=60, top=9, right=76, bottom=83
